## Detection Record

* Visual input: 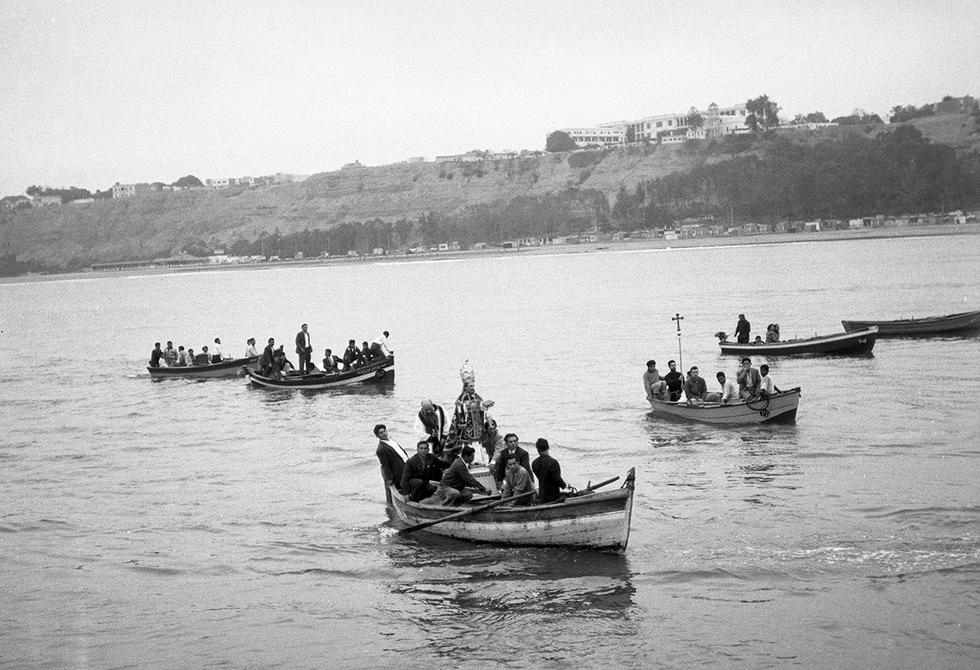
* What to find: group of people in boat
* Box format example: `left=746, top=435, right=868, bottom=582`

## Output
left=148, top=338, right=230, bottom=367
left=375, top=365, right=572, bottom=508
left=644, top=357, right=780, bottom=405
left=718, top=314, right=782, bottom=345
left=257, top=325, right=392, bottom=377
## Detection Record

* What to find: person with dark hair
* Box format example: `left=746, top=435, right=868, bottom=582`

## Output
left=149, top=342, right=163, bottom=367
left=211, top=337, right=224, bottom=363
left=244, top=338, right=259, bottom=358
left=643, top=359, right=667, bottom=401
left=295, top=323, right=312, bottom=373
left=374, top=424, right=407, bottom=493
left=415, top=399, right=447, bottom=452
left=162, top=341, right=178, bottom=367
left=193, top=346, right=210, bottom=366
left=664, top=360, right=684, bottom=401
left=343, top=339, right=363, bottom=368
left=322, top=348, right=341, bottom=372
left=370, top=330, right=391, bottom=358
left=684, top=367, right=707, bottom=403
left=401, top=441, right=443, bottom=502
left=759, top=364, right=781, bottom=397
left=734, top=314, right=751, bottom=344
left=493, top=433, right=533, bottom=492
left=736, top=357, right=762, bottom=399
left=260, top=338, right=276, bottom=376
left=500, top=452, right=535, bottom=505
left=531, top=438, right=567, bottom=504
left=436, top=445, right=489, bottom=505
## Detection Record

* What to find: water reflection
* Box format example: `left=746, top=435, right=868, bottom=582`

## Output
left=379, top=538, right=636, bottom=661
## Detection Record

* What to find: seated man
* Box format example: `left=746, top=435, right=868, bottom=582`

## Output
left=684, top=367, right=708, bottom=404
left=343, top=339, right=364, bottom=368
left=709, top=371, right=738, bottom=404
left=360, top=341, right=374, bottom=362
left=194, top=346, right=211, bottom=365
left=643, top=360, right=668, bottom=402
left=400, top=441, right=444, bottom=502
left=322, top=348, right=341, bottom=372
left=436, top=445, right=489, bottom=506
left=758, top=364, right=781, bottom=397
left=736, top=357, right=762, bottom=399
left=500, top=452, right=536, bottom=506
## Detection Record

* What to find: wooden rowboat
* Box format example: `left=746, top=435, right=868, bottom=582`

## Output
left=147, top=355, right=259, bottom=379
left=387, top=468, right=635, bottom=550
left=718, top=327, right=877, bottom=356
left=247, top=354, right=394, bottom=389
left=842, top=309, right=980, bottom=336
left=649, top=387, right=801, bottom=425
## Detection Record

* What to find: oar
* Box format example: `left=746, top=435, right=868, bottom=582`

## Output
left=398, top=490, right=537, bottom=535
left=558, top=475, right=620, bottom=502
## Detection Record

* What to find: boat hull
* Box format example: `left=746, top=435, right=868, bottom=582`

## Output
left=649, top=388, right=801, bottom=425
left=842, top=310, right=980, bottom=336
left=248, top=355, right=394, bottom=389
left=147, top=356, right=258, bottom=379
left=387, top=469, right=635, bottom=550
left=719, top=328, right=877, bottom=356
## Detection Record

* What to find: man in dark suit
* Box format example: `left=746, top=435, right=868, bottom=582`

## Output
left=374, top=424, right=407, bottom=493
left=531, top=438, right=567, bottom=503
left=260, top=337, right=276, bottom=376
left=295, top=323, right=312, bottom=374
left=493, top=433, right=533, bottom=492
left=400, top=441, right=444, bottom=502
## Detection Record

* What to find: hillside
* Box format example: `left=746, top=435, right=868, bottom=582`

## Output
left=1, top=113, right=978, bottom=272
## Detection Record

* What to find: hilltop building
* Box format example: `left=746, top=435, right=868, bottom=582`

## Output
left=559, top=101, right=752, bottom=148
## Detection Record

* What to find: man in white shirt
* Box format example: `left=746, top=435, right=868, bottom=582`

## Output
left=715, top=371, right=738, bottom=404
left=211, top=337, right=224, bottom=363
left=370, top=331, right=391, bottom=358
left=758, top=364, right=780, bottom=397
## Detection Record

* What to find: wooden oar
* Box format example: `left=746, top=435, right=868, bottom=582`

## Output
left=398, top=490, right=537, bottom=535
left=557, top=475, right=620, bottom=502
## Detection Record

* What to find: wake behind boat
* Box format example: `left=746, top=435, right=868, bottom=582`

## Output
left=247, top=354, right=394, bottom=389
left=842, top=309, right=980, bottom=336
left=649, top=387, right=801, bottom=424
left=387, top=469, right=635, bottom=550
left=147, top=355, right=259, bottom=379
left=717, top=327, right=877, bottom=356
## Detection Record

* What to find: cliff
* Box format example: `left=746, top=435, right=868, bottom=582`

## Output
left=2, top=113, right=978, bottom=271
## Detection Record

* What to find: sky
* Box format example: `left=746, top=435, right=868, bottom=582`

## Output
left=1, top=0, right=978, bottom=197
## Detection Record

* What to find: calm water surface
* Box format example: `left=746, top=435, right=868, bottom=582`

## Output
left=1, top=235, right=979, bottom=668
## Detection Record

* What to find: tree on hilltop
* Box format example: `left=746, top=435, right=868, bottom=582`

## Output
left=746, top=95, right=780, bottom=131
left=172, top=175, right=203, bottom=188
left=546, top=130, right=578, bottom=153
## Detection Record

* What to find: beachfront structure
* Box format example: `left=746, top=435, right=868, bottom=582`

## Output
left=559, top=102, right=752, bottom=148
left=112, top=182, right=153, bottom=199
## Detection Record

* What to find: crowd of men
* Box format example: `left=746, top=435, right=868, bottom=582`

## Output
left=149, top=325, right=392, bottom=376
left=644, top=356, right=780, bottom=405
left=375, top=404, right=572, bottom=509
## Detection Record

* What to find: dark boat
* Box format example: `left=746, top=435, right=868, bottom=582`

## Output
left=842, top=309, right=980, bottom=336
left=147, top=356, right=259, bottom=379
left=386, top=469, right=635, bottom=550
left=649, top=387, right=801, bottom=424
left=247, top=354, right=394, bottom=389
left=718, top=327, right=877, bottom=356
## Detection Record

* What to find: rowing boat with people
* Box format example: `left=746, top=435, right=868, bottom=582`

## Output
left=247, top=354, right=394, bottom=389
left=387, top=468, right=635, bottom=550
left=717, top=327, right=878, bottom=356
left=147, top=355, right=259, bottom=379
left=648, top=388, right=801, bottom=424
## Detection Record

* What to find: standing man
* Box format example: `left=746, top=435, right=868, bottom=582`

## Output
left=374, top=424, right=407, bottom=493
left=295, top=324, right=313, bottom=374
left=736, top=357, right=762, bottom=399
left=162, top=341, right=178, bottom=367
left=735, top=314, right=751, bottom=344
left=211, top=337, right=224, bottom=363
left=260, top=337, right=276, bottom=376
left=401, top=441, right=444, bottom=502
left=493, top=433, right=533, bottom=492
left=436, top=446, right=489, bottom=506
left=531, top=438, right=567, bottom=504
left=149, top=342, right=164, bottom=367
left=415, top=399, right=447, bottom=453
left=664, top=360, right=684, bottom=401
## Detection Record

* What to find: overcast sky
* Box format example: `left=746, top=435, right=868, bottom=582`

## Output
left=1, top=0, right=977, bottom=197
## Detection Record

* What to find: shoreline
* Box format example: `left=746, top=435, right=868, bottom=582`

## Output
left=4, top=223, right=978, bottom=284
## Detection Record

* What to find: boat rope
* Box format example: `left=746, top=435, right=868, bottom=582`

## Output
left=745, top=393, right=771, bottom=417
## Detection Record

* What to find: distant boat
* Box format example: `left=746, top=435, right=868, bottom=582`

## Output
left=247, top=354, right=394, bottom=389
left=648, top=388, right=802, bottom=424
left=717, top=327, right=877, bottom=356
left=386, top=469, right=636, bottom=550
left=842, top=310, right=980, bottom=336
left=147, top=356, right=258, bottom=379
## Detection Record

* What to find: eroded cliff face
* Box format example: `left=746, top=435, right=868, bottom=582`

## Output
left=0, top=144, right=701, bottom=269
